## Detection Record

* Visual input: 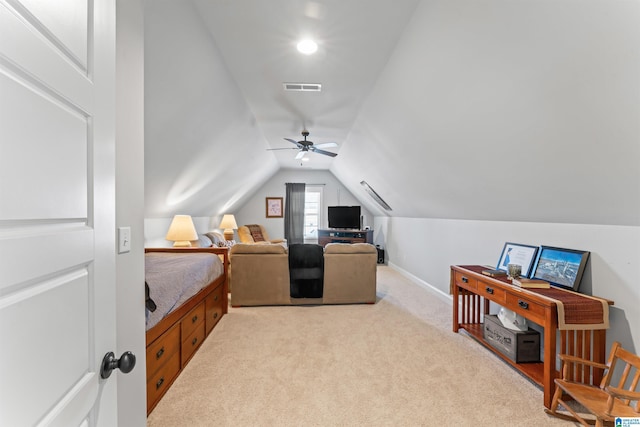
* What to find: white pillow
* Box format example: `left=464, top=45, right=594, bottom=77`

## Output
left=193, top=234, right=213, bottom=247
left=205, top=231, right=225, bottom=244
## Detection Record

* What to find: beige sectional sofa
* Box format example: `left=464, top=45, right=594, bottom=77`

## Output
left=229, top=242, right=377, bottom=306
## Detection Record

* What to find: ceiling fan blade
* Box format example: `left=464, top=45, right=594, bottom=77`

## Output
left=295, top=151, right=306, bottom=160
left=267, top=147, right=298, bottom=151
left=284, top=138, right=304, bottom=148
left=310, top=147, right=338, bottom=157
left=314, top=142, right=338, bottom=149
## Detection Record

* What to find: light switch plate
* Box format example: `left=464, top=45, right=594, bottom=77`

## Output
left=118, top=227, right=131, bottom=254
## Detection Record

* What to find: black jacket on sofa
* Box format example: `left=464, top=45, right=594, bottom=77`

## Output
left=288, top=244, right=324, bottom=298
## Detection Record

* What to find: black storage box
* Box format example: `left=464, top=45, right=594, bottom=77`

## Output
left=483, top=314, right=540, bottom=363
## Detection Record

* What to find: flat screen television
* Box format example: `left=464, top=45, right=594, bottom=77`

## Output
left=328, top=206, right=361, bottom=229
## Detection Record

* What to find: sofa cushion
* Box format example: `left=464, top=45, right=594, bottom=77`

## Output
left=324, top=243, right=376, bottom=254
left=230, top=243, right=287, bottom=255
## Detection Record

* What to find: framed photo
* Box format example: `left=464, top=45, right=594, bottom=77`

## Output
left=530, top=246, right=590, bottom=291
left=265, top=197, right=283, bottom=218
left=496, top=242, right=539, bottom=278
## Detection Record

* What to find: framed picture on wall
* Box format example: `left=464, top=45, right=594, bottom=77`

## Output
left=266, top=197, right=283, bottom=218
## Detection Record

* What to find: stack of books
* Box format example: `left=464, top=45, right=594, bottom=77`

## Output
left=482, top=269, right=507, bottom=277
left=512, top=278, right=550, bottom=289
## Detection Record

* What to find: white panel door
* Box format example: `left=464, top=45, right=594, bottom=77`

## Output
left=0, top=1, right=119, bottom=426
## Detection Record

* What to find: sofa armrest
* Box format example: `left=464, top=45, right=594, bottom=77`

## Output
left=230, top=243, right=286, bottom=254
left=324, top=242, right=377, bottom=254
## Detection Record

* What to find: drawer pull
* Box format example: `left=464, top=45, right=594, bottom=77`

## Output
left=156, top=377, right=164, bottom=390
left=213, top=312, right=218, bottom=319
left=156, top=347, right=164, bottom=360
left=462, top=277, right=468, bottom=283
left=192, top=315, right=198, bottom=323
left=192, top=337, right=198, bottom=346
left=214, top=295, right=219, bottom=301
left=518, top=300, right=529, bottom=309
left=485, top=286, right=494, bottom=294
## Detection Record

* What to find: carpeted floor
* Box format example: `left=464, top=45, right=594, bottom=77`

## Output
left=147, top=266, right=577, bottom=426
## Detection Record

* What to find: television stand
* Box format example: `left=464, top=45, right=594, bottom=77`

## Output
left=318, top=229, right=373, bottom=247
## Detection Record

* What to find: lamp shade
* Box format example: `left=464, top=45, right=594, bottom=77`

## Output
left=165, top=215, right=198, bottom=247
left=219, top=214, right=238, bottom=241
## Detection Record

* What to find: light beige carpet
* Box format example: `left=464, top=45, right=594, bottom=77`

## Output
left=147, top=266, right=576, bottom=426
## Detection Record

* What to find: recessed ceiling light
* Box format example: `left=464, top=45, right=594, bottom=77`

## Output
left=302, top=157, right=310, bottom=162
left=297, top=39, right=318, bottom=55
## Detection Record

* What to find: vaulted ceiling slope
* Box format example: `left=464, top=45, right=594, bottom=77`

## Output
left=145, top=0, right=279, bottom=218
left=145, top=0, right=640, bottom=226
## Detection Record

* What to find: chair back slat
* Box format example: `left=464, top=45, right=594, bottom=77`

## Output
left=611, top=345, right=640, bottom=411
left=601, top=341, right=621, bottom=389
left=548, top=341, right=640, bottom=425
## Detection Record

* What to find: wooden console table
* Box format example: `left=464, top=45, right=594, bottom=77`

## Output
left=318, top=229, right=373, bottom=247
left=451, top=265, right=613, bottom=408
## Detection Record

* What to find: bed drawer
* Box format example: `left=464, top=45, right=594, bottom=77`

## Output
left=146, top=325, right=180, bottom=378
left=205, top=284, right=225, bottom=335
left=147, top=350, right=180, bottom=414
left=181, top=322, right=205, bottom=365
left=181, top=301, right=205, bottom=339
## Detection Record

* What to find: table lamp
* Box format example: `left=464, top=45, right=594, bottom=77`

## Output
left=165, top=215, right=198, bottom=247
left=219, top=214, right=237, bottom=241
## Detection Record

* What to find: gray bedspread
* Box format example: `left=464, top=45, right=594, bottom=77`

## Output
left=145, top=252, right=223, bottom=331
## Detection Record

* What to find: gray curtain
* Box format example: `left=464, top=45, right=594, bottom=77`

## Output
left=284, top=183, right=306, bottom=244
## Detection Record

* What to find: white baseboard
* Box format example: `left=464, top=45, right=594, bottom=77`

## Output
left=387, top=262, right=453, bottom=306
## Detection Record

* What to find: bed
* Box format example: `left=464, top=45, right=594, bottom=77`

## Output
left=144, top=247, right=228, bottom=414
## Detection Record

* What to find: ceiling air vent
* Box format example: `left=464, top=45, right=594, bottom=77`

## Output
left=283, top=83, right=322, bottom=92
left=360, top=181, right=392, bottom=211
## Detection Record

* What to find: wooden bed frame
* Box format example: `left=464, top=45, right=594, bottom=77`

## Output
left=144, top=247, right=229, bottom=414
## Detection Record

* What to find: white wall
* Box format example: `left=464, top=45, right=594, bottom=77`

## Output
left=144, top=216, right=223, bottom=248
left=334, top=0, right=640, bottom=226
left=376, top=216, right=640, bottom=353
left=144, top=170, right=370, bottom=246
left=116, top=0, right=146, bottom=424
left=234, top=169, right=372, bottom=242
left=144, top=0, right=278, bottom=219
left=145, top=169, right=372, bottom=246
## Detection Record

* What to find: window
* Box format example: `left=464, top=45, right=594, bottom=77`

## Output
left=304, top=186, right=323, bottom=243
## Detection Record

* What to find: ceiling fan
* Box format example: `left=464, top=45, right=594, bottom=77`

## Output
left=268, top=130, right=338, bottom=159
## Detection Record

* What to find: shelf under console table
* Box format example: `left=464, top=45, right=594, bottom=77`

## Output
left=450, top=265, right=613, bottom=409
left=318, top=229, right=373, bottom=247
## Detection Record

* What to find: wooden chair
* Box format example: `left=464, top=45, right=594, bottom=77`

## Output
left=545, top=341, right=640, bottom=426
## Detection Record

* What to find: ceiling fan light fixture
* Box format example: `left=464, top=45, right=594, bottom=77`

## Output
left=297, top=39, right=318, bottom=55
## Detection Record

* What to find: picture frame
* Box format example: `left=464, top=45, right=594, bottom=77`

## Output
left=265, top=197, right=283, bottom=218
left=496, top=242, right=539, bottom=278
left=530, top=246, right=590, bottom=291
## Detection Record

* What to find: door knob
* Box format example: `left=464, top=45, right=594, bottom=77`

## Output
left=100, top=351, right=136, bottom=379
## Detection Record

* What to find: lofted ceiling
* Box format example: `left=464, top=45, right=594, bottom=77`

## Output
left=144, top=0, right=640, bottom=226
left=191, top=0, right=421, bottom=170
